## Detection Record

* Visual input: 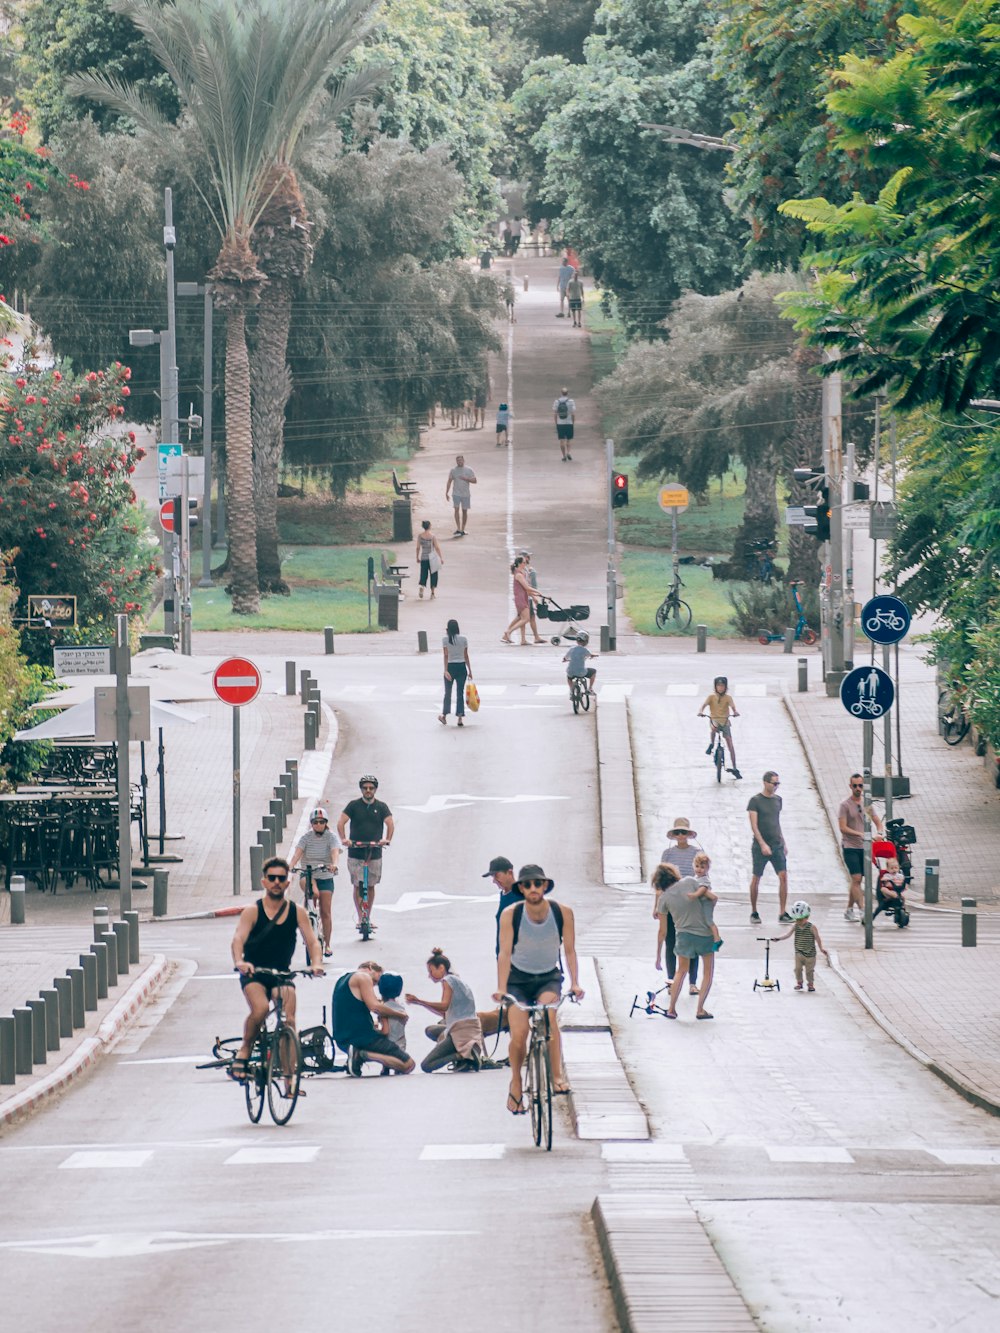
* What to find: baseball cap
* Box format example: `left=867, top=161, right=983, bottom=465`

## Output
left=482, top=856, right=514, bottom=877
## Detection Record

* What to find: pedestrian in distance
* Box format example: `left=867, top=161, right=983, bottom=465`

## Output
left=331, top=961, right=415, bottom=1076
left=698, top=675, right=742, bottom=778
left=473, top=374, right=489, bottom=429
left=566, top=271, right=585, bottom=327
left=838, top=773, right=883, bottom=921
left=415, top=519, right=444, bottom=599
left=510, top=215, right=523, bottom=254
left=556, top=255, right=575, bottom=316
left=478, top=244, right=493, bottom=271
left=771, top=901, right=828, bottom=991
left=553, top=387, right=576, bottom=460
left=651, top=862, right=699, bottom=993
left=445, top=453, right=476, bottom=536
left=748, top=770, right=790, bottom=924
left=495, top=401, right=512, bottom=446
left=376, top=973, right=408, bottom=1070
left=519, top=549, right=545, bottom=643
left=659, top=817, right=703, bottom=878
left=484, top=855, right=519, bottom=956
left=439, top=617, right=472, bottom=727
left=504, top=280, right=516, bottom=323
left=502, top=554, right=543, bottom=645
left=407, top=947, right=485, bottom=1073
left=660, top=866, right=717, bottom=1019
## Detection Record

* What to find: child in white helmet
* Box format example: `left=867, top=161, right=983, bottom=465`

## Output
left=772, top=901, right=828, bottom=991
left=288, top=806, right=342, bottom=957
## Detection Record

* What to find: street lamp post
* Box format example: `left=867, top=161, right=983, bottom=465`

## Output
left=177, top=281, right=215, bottom=587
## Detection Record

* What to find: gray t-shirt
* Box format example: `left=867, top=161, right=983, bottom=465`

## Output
left=838, top=797, right=864, bottom=850
left=443, top=633, right=468, bottom=664
left=449, top=466, right=475, bottom=501
left=383, top=997, right=407, bottom=1049
left=748, top=792, right=783, bottom=848
left=442, top=972, right=477, bottom=1031
left=660, top=877, right=712, bottom=937
left=658, top=842, right=702, bottom=877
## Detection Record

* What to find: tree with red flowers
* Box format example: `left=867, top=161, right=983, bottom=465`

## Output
left=0, top=358, right=160, bottom=664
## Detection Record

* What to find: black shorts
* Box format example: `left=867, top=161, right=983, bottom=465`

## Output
left=751, top=843, right=787, bottom=876
left=241, top=972, right=294, bottom=997
left=556, top=423, right=574, bottom=440
left=507, top=966, right=562, bottom=1007
left=569, top=299, right=582, bottom=311
left=355, top=1031, right=407, bottom=1061
left=842, top=847, right=865, bottom=876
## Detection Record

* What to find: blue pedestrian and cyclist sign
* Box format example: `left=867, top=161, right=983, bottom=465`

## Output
left=861, top=595, right=910, bottom=645
left=840, top=665, right=895, bottom=719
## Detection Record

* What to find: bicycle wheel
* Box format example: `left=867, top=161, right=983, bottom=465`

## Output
left=527, top=1038, right=544, bottom=1147
left=267, top=1024, right=302, bottom=1125
left=942, top=706, right=970, bottom=746
left=654, top=600, right=670, bottom=631
left=581, top=683, right=591, bottom=712
left=244, top=1040, right=267, bottom=1124
left=673, top=600, right=692, bottom=631
left=571, top=681, right=580, bottom=714
left=714, top=742, right=724, bottom=783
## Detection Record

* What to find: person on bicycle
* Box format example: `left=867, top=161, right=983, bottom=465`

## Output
left=563, top=631, right=597, bottom=698
left=698, top=676, right=742, bottom=779
left=229, top=856, right=325, bottom=1082
left=288, top=807, right=342, bottom=958
left=494, top=864, right=584, bottom=1113
left=337, top=775, right=393, bottom=931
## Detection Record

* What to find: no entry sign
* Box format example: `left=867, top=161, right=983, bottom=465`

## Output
left=213, top=656, right=262, bottom=707
left=159, top=499, right=176, bottom=533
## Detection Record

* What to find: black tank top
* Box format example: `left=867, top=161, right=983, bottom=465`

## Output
left=331, top=972, right=375, bottom=1047
left=244, top=898, right=298, bottom=971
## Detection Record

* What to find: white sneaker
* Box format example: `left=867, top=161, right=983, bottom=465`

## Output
left=844, top=908, right=858, bottom=922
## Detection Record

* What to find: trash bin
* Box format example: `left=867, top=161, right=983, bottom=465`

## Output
left=392, top=498, right=413, bottom=542
left=376, top=583, right=400, bottom=630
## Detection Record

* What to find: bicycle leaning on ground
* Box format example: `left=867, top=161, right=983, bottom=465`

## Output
left=503, top=994, right=571, bottom=1151
left=655, top=568, right=692, bottom=631
left=199, top=967, right=313, bottom=1125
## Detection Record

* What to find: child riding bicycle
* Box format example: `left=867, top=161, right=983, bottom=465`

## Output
left=698, top=676, right=742, bottom=779
left=287, top=806, right=342, bottom=958
left=563, top=631, right=597, bottom=697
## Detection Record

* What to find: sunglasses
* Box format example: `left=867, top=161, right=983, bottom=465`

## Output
left=265, top=873, right=288, bottom=883
left=851, top=784, right=863, bottom=790
left=311, top=818, right=328, bottom=824
left=521, top=878, right=548, bottom=888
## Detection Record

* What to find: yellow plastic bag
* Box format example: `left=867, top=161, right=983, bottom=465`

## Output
left=465, top=680, right=481, bottom=713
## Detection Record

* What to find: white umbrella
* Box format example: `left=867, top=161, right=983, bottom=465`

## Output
left=14, top=697, right=205, bottom=741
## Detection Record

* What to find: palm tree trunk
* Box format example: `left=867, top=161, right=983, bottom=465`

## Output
left=732, top=443, right=780, bottom=568
left=223, top=302, right=260, bottom=615
left=252, top=281, right=292, bottom=594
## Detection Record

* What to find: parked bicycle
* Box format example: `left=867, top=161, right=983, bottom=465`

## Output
left=938, top=685, right=971, bottom=746
left=744, top=539, right=777, bottom=585
left=655, top=568, right=692, bottom=631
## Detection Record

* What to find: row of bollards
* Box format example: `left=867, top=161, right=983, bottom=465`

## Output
left=0, top=907, right=140, bottom=1085
left=250, top=756, right=300, bottom=870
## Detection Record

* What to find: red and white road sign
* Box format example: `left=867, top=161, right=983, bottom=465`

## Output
left=213, top=656, right=262, bottom=707
left=159, top=499, right=176, bottom=533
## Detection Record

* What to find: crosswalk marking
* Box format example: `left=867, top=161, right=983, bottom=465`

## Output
left=224, top=1147, right=320, bottom=1166
left=599, top=683, right=634, bottom=700
left=419, top=1144, right=505, bottom=1161
left=666, top=683, right=699, bottom=696
left=926, top=1148, right=1000, bottom=1166
left=60, top=1151, right=152, bottom=1170
left=766, top=1146, right=854, bottom=1164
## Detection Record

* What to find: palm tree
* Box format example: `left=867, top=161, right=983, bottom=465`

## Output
left=69, top=0, right=379, bottom=614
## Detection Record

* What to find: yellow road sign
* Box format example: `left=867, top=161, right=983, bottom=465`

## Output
left=658, top=486, right=689, bottom=512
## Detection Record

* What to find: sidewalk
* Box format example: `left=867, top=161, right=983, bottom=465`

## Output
left=786, top=651, right=1000, bottom=1113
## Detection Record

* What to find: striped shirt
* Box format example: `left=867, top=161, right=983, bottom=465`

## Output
left=295, top=827, right=342, bottom=870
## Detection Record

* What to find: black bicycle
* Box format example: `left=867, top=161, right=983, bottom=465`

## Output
left=655, top=569, right=692, bottom=631
left=570, top=673, right=594, bottom=714
left=300, top=865, right=328, bottom=955
left=503, top=995, right=570, bottom=1151
left=709, top=721, right=726, bottom=783
left=744, top=539, right=777, bottom=584
left=938, top=686, right=971, bottom=746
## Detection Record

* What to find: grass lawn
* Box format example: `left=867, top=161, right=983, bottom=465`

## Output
left=147, top=545, right=401, bottom=633
left=277, top=453, right=416, bottom=546
left=621, top=550, right=745, bottom=638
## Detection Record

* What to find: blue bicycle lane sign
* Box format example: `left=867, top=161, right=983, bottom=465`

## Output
left=840, top=665, right=895, bottom=719
left=861, top=595, right=910, bottom=645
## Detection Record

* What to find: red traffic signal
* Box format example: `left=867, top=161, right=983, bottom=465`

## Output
left=612, top=472, right=629, bottom=508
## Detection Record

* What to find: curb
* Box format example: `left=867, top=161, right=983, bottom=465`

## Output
left=150, top=905, right=246, bottom=922
left=0, top=954, right=171, bottom=1128
left=596, top=699, right=642, bottom=885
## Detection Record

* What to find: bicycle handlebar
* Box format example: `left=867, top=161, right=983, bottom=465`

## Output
left=234, top=966, right=319, bottom=982
left=500, top=993, right=578, bottom=1012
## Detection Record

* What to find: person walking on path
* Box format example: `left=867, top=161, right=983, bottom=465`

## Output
left=556, top=256, right=575, bottom=316
left=520, top=549, right=545, bottom=643
left=495, top=401, right=512, bottom=446
left=415, top=520, right=444, bottom=599
left=503, top=280, right=516, bottom=323
left=553, top=387, right=576, bottom=461
left=445, top=454, right=476, bottom=536
left=407, top=948, right=485, bottom=1073
left=484, top=855, right=519, bottom=955
left=439, top=618, right=472, bottom=727
left=838, top=772, right=883, bottom=922
left=652, top=862, right=699, bottom=993
left=567, top=271, right=585, bottom=328
left=772, top=901, right=828, bottom=991
left=661, top=867, right=717, bottom=1020
left=659, top=818, right=702, bottom=878
left=503, top=554, right=542, bottom=645
left=748, top=770, right=791, bottom=924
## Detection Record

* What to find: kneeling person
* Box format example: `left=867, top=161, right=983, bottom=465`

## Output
left=332, top=961, right=415, bottom=1076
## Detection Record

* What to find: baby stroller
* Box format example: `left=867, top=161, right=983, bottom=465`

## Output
left=535, top=594, right=591, bottom=645
left=872, top=837, right=910, bottom=928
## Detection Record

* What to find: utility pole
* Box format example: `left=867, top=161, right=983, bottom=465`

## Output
left=163, top=190, right=179, bottom=638
left=823, top=356, right=846, bottom=694
left=177, top=282, right=215, bottom=586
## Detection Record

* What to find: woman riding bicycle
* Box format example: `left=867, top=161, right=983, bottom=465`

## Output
left=698, top=676, right=742, bottom=779
left=288, top=806, right=342, bottom=958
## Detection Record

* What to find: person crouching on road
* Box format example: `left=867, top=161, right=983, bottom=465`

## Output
left=495, top=864, right=584, bottom=1113
left=406, top=948, right=484, bottom=1073
left=332, top=961, right=415, bottom=1077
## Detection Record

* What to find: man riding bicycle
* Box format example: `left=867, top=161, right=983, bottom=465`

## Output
left=494, top=864, right=584, bottom=1113
left=288, top=806, right=342, bottom=957
left=698, top=676, right=742, bottom=779
left=229, top=856, right=325, bottom=1082
left=337, top=775, right=394, bottom=931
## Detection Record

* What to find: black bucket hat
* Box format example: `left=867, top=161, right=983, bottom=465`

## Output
left=515, top=863, right=554, bottom=894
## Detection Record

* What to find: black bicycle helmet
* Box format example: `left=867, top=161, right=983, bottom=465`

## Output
left=713, top=676, right=728, bottom=688
left=358, top=774, right=378, bottom=789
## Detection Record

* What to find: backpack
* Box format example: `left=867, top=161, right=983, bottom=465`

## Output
left=557, top=398, right=569, bottom=420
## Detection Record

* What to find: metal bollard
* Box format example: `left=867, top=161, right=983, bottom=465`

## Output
left=54, top=976, right=74, bottom=1038
left=249, top=842, right=264, bottom=888
left=924, top=859, right=940, bottom=904
left=696, top=624, right=707, bottom=653
left=67, top=967, right=86, bottom=1027
left=523, top=275, right=529, bottom=292
left=100, top=931, right=119, bottom=988
left=40, top=989, right=61, bottom=1052
left=93, top=903, right=110, bottom=944
left=153, top=868, right=169, bottom=918
left=9, top=874, right=25, bottom=924
left=300, top=668, right=312, bottom=705
left=783, top=627, right=795, bottom=654
left=112, top=921, right=131, bottom=975
left=124, top=910, right=141, bottom=965
left=278, top=775, right=293, bottom=816
left=285, top=660, right=297, bottom=696
left=14, top=1008, right=32, bottom=1074
left=91, top=941, right=109, bottom=999
left=308, top=683, right=321, bottom=706
left=600, top=624, right=611, bottom=653
left=417, top=630, right=428, bottom=654
left=262, top=814, right=277, bottom=856
left=78, top=954, right=98, bottom=1011
left=0, top=1014, right=15, bottom=1084
left=304, top=710, right=317, bottom=751
left=324, top=626, right=335, bottom=654
left=798, top=657, right=809, bottom=693
left=962, top=897, right=977, bottom=947
left=270, top=797, right=285, bottom=837
left=26, top=999, right=47, bottom=1064
left=285, top=758, right=299, bottom=801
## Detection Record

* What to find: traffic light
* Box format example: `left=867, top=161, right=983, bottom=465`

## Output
left=793, top=467, right=831, bottom=542
left=612, top=473, right=629, bottom=508
left=172, top=496, right=200, bottom=530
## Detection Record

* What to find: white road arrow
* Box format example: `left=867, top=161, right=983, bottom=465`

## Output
left=0, top=1229, right=476, bottom=1258
left=380, top=891, right=497, bottom=914
left=398, top=793, right=570, bottom=814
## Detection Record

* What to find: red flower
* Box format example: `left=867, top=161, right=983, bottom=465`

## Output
left=52, top=371, right=62, bottom=382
